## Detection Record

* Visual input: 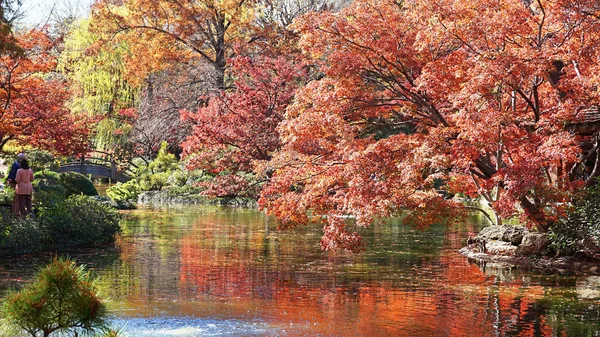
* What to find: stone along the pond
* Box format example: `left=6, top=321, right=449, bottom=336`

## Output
left=466, top=224, right=544, bottom=255
left=460, top=225, right=600, bottom=274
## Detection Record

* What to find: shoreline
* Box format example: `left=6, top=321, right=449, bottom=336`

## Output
left=460, top=246, right=600, bottom=275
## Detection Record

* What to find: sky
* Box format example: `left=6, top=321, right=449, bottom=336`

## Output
left=16, top=0, right=95, bottom=27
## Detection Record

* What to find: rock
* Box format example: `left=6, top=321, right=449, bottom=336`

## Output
left=577, top=276, right=600, bottom=298
left=92, top=195, right=118, bottom=208
left=478, top=225, right=529, bottom=245
left=477, top=226, right=508, bottom=241
left=516, top=233, right=550, bottom=256
left=501, top=226, right=527, bottom=245
left=485, top=240, right=518, bottom=255
left=583, top=237, right=600, bottom=256
left=92, top=196, right=136, bottom=210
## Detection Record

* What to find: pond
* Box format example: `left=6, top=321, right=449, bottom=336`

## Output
left=0, top=205, right=599, bottom=336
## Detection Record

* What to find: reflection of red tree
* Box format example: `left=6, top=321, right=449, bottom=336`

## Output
left=179, top=238, right=253, bottom=298
left=178, top=224, right=557, bottom=336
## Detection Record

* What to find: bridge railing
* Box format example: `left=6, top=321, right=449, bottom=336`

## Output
left=57, top=152, right=131, bottom=182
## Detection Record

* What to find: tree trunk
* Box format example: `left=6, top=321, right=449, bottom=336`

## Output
left=494, top=212, right=502, bottom=227
left=214, top=20, right=227, bottom=91
left=519, top=196, right=549, bottom=232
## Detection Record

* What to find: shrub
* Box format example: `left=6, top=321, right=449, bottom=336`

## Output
left=34, top=172, right=98, bottom=210
left=0, top=258, right=108, bottom=337
left=0, top=209, right=46, bottom=255
left=0, top=195, right=122, bottom=256
left=92, top=196, right=136, bottom=210
left=34, top=171, right=61, bottom=185
left=59, top=172, right=98, bottom=196
left=548, top=185, right=600, bottom=256
left=40, top=195, right=121, bottom=249
left=106, top=180, right=139, bottom=202
left=34, top=171, right=66, bottom=208
left=136, top=141, right=179, bottom=191
left=26, top=149, right=57, bottom=171
left=0, top=187, right=14, bottom=205
left=167, top=166, right=208, bottom=187
left=106, top=141, right=182, bottom=201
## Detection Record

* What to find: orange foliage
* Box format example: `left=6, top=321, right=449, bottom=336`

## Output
left=0, top=29, right=89, bottom=154
left=91, top=0, right=256, bottom=89
left=259, top=0, right=600, bottom=251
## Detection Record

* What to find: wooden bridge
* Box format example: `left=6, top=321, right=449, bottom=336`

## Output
left=56, top=153, right=131, bottom=183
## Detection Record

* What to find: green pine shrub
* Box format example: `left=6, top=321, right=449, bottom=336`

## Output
left=0, top=258, right=108, bottom=337
left=106, top=141, right=204, bottom=202
left=106, top=180, right=139, bottom=202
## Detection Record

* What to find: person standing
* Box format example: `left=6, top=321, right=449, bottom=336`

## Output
left=6, top=153, right=25, bottom=214
left=15, top=158, right=34, bottom=216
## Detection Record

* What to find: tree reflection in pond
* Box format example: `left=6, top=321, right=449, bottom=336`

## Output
left=0, top=205, right=598, bottom=336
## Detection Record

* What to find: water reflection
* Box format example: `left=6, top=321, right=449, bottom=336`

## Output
left=1, top=205, right=599, bottom=336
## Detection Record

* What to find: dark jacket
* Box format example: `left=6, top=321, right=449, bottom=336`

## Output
left=6, top=161, right=20, bottom=183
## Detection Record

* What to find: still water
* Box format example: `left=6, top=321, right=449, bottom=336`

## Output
left=1, top=205, right=600, bottom=336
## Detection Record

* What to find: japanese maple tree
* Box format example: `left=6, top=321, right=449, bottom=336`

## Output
left=259, top=0, right=600, bottom=251
left=182, top=55, right=305, bottom=198
left=0, top=28, right=90, bottom=155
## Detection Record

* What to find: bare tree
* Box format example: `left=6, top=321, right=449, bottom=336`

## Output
left=131, top=60, right=216, bottom=159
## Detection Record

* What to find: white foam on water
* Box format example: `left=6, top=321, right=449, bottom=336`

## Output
left=143, top=326, right=206, bottom=336
left=110, top=317, right=276, bottom=337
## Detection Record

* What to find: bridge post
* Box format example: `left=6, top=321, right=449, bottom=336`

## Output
left=111, top=159, right=117, bottom=182
left=80, top=153, right=87, bottom=175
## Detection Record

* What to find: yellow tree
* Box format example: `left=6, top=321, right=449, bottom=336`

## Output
left=91, top=0, right=256, bottom=90
left=59, top=18, right=138, bottom=154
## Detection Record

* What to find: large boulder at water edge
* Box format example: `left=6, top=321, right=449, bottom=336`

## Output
left=478, top=225, right=528, bottom=245
left=501, top=226, right=527, bottom=245
left=516, top=233, right=550, bottom=256
left=477, top=225, right=507, bottom=241
left=485, top=240, right=518, bottom=255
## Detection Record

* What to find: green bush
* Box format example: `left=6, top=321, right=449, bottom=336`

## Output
left=0, top=209, right=46, bottom=255
left=34, top=171, right=61, bottom=185
left=33, top=171, right=98, bottom=210
left=33, top=172, right=67, bottom=210
left=40, top=195, right=121, bottom=249
left=0, top=195, right=121, bottom=256
left=106, top=180, right=139, bottom=202
left=0, top=187, right=14, bottom=205
left=59, top=172, right=98, bottom=196
left=26, top=149, right=57, bottom=171
left=548, top=185, right=600, bottom=256
left=106, top=141, right=183, bottom=201
left=136, top=141, right=179, bottom=191
left=0, top=258, right=108, bottom=337
left=34, top=171, right=98, bottom=198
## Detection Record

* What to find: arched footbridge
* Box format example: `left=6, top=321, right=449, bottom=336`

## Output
left=56, top=154, right=131, bottom=183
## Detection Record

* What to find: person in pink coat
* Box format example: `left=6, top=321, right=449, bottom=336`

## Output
left=15, top=158, right=34, bottom=216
